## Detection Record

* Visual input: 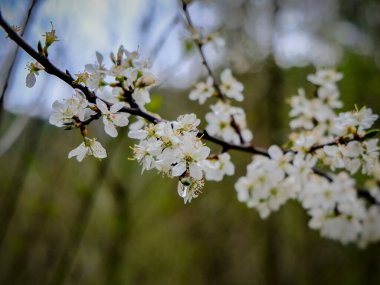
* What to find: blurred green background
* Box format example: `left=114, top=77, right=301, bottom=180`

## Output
left=1, top=0, right=380, bottom=284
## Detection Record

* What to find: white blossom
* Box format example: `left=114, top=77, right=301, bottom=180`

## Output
left=333, top=107, right=378, bottom=135
left=49, top=90, right=90, bottom=127
left=130, top=114, right=209, bottom=203
left=177, top=177, right=205, bottom=204
left=323, top=139, right=379, bottom=175
left=220, top=69, right=244, bottom=101
left=205, top=101, right=253, bottom=145
left=235, top=156, right=297, bottom=218
left=85, top=52, right=106, bottom=90
left=202, top=153, right=235, bottom=181
left=317, top=85, right=343, bottom=109
left=130, top=69, right=157, bottom=106
left=174, top=113, right=200, bottom=132
left=171, top=138, right=210, bottom=180
left=68, top=138, right=107, bottom=162
left=25, top=62, right=44, bottom=88
left=189, top=77, right=215, bottom=104
left=307, top=68, right=343, bottom=87
left=96, top=99, right=129, bottom=137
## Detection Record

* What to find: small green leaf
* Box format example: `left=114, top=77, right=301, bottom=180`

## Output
left=184, top=40, right=194, bottom=54
left=363, top=129, right=379, bottom=140
left=37, top=41, right=43, bottom=55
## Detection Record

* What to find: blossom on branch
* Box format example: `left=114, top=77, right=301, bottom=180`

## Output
left=307, top=68, right=343, bottom=88
left=205, top=101, right=253, bottom=145
left=333, top=107, right=379, bottom=136
left=202, top=153, right=235, bottom=182
left=68, top=137, right=107, bottom=162
left=220, top=69, right=244, bottom=102
left=130, top=114, right=211, bottom=203
left=96, top=99, right=129, bottom=137
left=49, top=90, right=91, bottom=127
left=25, top=62, right=44, bottom=88
left=189, top=77, right=215, bottom=104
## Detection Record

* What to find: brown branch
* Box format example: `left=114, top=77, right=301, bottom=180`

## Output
left=200, top=130, right=269, bottom=157
left=309, top=137, right=360, bottom=153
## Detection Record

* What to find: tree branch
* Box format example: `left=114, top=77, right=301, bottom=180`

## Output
left=0, top=10, right=96, bottom=102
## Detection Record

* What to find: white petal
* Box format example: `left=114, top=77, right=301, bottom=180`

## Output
left=177, top=182, right=187, bottom=198
left=104, top=120, right=118, bottom=137
left=323, top=145, right=338, bottom=156
left=172, top=162, right=186, bottom=177
left=344, top=141, right=362, bottom=158
left=68, top=143, right=87, bottom=162
left=128, top=129, right=147, bottom=140
left=220, top=69, right=231, bottom=83
left=77, top=109, right=86, bottom=122
left=189, top=164, right=203, bottom=180
left=241, top=129, right=253, bottom=142
left=26, top=73, right=36, bottom=88
left=91, top=141, right=107, bottom=159
left=51, top=100, right=63, bottom=111
left=194, top=146, right=210, bottom=161
left=113, top=113, right=129, bottom=127
left=96, top=99, right=109, bottom=114
left=224, top=162, right=235, bottom=175
left=110, top=102, right=125, bottom=113
left=268, top=145, right=282, bottom=160
left=49, top=113, right=64, bottom=127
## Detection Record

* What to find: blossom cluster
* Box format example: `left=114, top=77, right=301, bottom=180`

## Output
left=234, top=68, right=380, bottom=247
left=82, top=46, right=156, bottom=108
left=128, top=114, right=234, bottom=203
left=189, top=69, right=253, bottom=145
left=48, top=88, right=130, bottom=161
left=235, top=145, right=298, bottom=219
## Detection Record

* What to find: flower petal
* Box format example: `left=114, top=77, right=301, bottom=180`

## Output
left=26, top=73, right=36, bottom=88
left=96, top=99, right=109, bottom=114
left=189, top=163, right=202, bottom=180
left=172, top=162, right=186, bottom=177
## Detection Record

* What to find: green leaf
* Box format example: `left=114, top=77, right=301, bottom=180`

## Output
left=363, top=129, right=379, bottom=140
left=184, top=40, right=194, bottom=54
left=37, top=41, right=43, bottom=55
